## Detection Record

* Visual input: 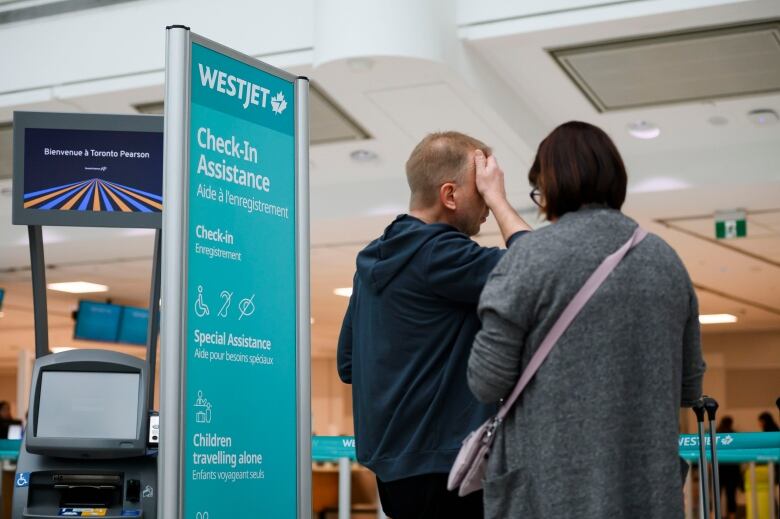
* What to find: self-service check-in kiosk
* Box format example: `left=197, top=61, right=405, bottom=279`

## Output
left=13, top=350, right=157, bottom=518
left=10, top=111, right=164, bottom=518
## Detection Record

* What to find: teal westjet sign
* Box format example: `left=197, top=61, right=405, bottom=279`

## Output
left=183, top=41, right=297, bottom=518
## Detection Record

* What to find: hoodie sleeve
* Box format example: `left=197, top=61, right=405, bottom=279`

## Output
left=337, top=287, right=356, bottom=384
left=425, top=232, right=505, bottom=304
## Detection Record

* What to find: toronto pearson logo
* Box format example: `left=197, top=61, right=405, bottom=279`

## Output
left=271, top=92, right=287, bottom=115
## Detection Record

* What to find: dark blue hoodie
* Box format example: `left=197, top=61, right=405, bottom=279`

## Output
left=337, top=214, right=525, bottom=481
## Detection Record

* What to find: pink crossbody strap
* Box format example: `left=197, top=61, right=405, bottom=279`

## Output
left=495, top=226, right=648, bottom=422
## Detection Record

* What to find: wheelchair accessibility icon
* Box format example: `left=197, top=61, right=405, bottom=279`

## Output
left=15, top=472, right=29, bottom=487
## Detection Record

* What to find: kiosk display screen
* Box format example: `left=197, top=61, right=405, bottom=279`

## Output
left=37, top=371, right=140, bottom=439
left=74, top=301, right=121, bottom=342
left=22, top=128, right=162, bottom=214
left=12, top=112, right=163, bottom=228
left=118, top=306, right=149, bottom=345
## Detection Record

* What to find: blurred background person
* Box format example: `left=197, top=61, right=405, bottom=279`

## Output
left=0, top=400, right=21, bottom=439
left=758, top=411, right=780, bottom=508
left=759, top=411, right=780, bottom=432
left=717, top=416, right=742, bottom=519
left=0, top=401, right=12, bottom=420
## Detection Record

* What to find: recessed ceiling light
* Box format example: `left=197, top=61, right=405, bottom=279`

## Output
left=47, top=281, right=109, bottom=294
left=630, top=176, right=691, bottom=193
left=747, top=109, right=779, bottom=126
left=350, top=149, right=378, bottom=162
left=628, top=121, right=660, bottom=140
left=333, top=287, right=353, bottom=298
left=310, top=317, right=315, bottom=325
left=699, top=314, right=738, bottom=325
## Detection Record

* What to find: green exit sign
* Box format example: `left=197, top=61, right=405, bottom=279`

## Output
left=715, top=210, right=747, bottom=239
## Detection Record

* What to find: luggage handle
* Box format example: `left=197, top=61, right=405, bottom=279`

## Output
left=703, top=397, right=721, bottom=519
left=693, top=399, right=710, bottom=519
left=692, top=396, right=722, bottom=519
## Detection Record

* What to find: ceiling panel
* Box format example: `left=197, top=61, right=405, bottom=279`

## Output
left=366, top=82, right=502, bottom=145
left=752, top=211, right=780, bottom=231
left=697, top=286, right=780, bottom=332
left=552, top=20, right=780, bottom=111
left=666, top=209, right=780, bottom=263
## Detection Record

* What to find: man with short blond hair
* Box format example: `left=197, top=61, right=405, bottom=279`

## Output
left=337, top=131, right=531, bottom=518
left=406, top=131, right=492, bottom=208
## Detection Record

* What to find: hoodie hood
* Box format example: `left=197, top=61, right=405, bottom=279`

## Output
left=356, top=214, right=455, bottom=293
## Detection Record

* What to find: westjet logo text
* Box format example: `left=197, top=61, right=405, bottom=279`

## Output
left=678, top=434, right=733, bottom=448
left=198, top=63, right=287, bottom=115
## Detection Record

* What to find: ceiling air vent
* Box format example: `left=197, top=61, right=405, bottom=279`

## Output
left=135, top=82, right=369, bottom=145
left=551, top=20, right=780, bottom=112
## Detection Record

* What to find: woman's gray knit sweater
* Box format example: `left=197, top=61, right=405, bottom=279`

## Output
left=468, top=207, right=705, bottom=518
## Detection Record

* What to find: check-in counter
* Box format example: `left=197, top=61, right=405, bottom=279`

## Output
left=0, top=441, right=22, bottom=519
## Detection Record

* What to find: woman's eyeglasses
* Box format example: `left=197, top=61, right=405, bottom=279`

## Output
left=530, top=188, right=543, bottom=208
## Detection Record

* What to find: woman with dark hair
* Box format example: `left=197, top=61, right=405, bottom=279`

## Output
left=758, top=412, right=780, bottom=508
left=718, top=416, right=743, bottom=519
left=467, top=121, right=706, bottom=518
left=0, top=401, right=10, bottom=420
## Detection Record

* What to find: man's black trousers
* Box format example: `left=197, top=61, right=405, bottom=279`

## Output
left=376, top=473, right=484, bottom=519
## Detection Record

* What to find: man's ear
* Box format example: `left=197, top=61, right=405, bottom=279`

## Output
left=439, top=182, right=457, bottom=211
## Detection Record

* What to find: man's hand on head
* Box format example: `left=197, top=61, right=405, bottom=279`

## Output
left=474, top=149, right=533, bottom=239
left=474, top=150, right=507, bottom=209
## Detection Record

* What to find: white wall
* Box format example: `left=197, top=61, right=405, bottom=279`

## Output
left=312, top=357, right=352, bottom=436
left=701, top=330, right=780, bottom=432
left=0, top=369, right=18, bottom=418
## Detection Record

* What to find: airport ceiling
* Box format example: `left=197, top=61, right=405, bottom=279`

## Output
left=0, top=0, right=779, bottom=369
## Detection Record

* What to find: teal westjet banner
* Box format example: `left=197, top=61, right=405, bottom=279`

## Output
left=312, top=435, right=780, bottom=464
left=678, top=432, right=780, bottom=451
left=183, top=41, right=297, bottom=519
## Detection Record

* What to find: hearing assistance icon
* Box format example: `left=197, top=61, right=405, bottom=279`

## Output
left=218, top=290, right=233, bottom=318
